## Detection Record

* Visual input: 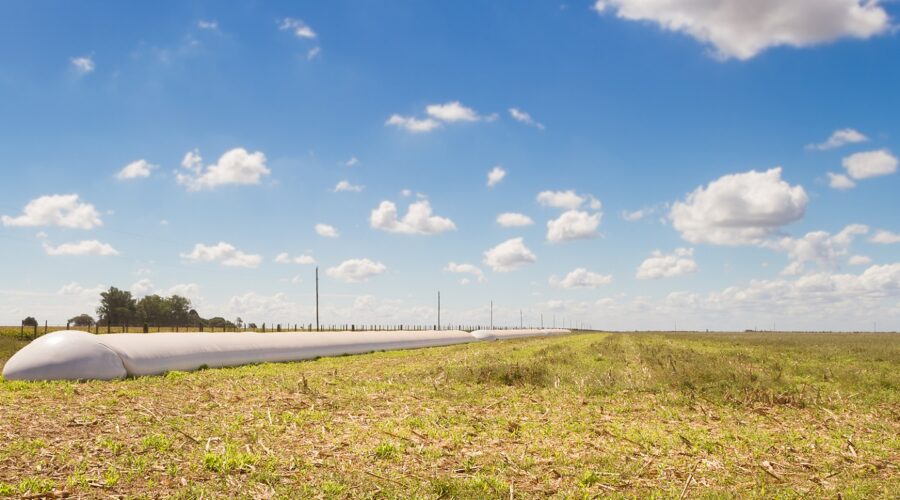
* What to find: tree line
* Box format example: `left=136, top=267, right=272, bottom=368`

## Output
left=61, top=287, right=240, bottom=329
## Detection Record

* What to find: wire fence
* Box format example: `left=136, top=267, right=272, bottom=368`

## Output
left=4, top=322, right=545, bottom=341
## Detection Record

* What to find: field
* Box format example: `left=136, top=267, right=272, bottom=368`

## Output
left=1, top=331, right=898, bottom=498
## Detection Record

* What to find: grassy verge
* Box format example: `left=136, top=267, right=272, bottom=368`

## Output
left=1, top=332, right=898, bottom=498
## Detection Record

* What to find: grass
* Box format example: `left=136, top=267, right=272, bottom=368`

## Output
left=0, top=332, right=898, bottom=498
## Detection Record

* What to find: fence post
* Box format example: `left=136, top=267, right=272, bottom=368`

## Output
left=33, top=323, right=38, bottom=339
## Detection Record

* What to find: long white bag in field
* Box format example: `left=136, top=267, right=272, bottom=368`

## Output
left=2, top=328, right=571, bottom=381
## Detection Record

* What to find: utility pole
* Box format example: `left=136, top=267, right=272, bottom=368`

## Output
left=541, top=313, right=544, bottom=329
left=315, top=266, right=320, bottom=332
left=520, top=309, right=523, bottom=329
left=437, top=291, right=441, bottom=330
left=490, top=300, right=493, bottom=330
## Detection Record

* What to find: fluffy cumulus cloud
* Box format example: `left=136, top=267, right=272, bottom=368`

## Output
left=496, top=212, right=534, bottom=227
left=537, top=190, right=586, bottom=210
left=593, top=0, right=891, bottom=61
left=550, top=268, right=613, bottom=288
left=370, top=199, right=456, bottom=235
left=842, top=149, right=898, bottom=180
left=670, top=168, right=808, bottom=245
left=871, top=230, right=900, bottom=244
left=444, top=262, right=486, bottom=283
left=279, top=18, right=316, bottom=39
left=849, top=255, right=872, bottom=266
left=386, top=101, right=485, bottom=133
left=827, top=172, right=856, bottom=190
left=327, top=258, right=386, bottom=283
left=180, top=242, right=262, bottom=268
left=315, top=224, right=339, bottom=238
left=116, top=159, right=157, bottom=180
left=129, top=279, right=201, bottom=301
left=2, top=194, right=102, bottom=229
left=334, top=180, right=364, bottom=193
left=547, top=210, right=601, bottom=243
left=176, top=148, right=271, bottom=191
left=808, top=128, right=868, bottom=150
left=70, top=56, right=95, bottom=74
left=483, top=237, right=537, bottom=272
left=766, top=224, right=869, bottom=275
left=508, top=108, right=545, bottom=130
left=274, top=252, right=316, bottom=265
left=636, top=248, right=698, bottom=279
left=487, top=166, right=506, bottom=187
left=384, top=115, right=441, bottom=133
left=426, top=101, right=481, bottom=122
left=43, top=240, right=119, bottom=257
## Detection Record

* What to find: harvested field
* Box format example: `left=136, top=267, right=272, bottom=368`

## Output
left=1, top=332, right=898, bottom=498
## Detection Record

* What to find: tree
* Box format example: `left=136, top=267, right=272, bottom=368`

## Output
left=96, top=287, right=136, bottom=325
left=68, top=314, right=94, bottom=327
left=206, top=317, right=236, bottom=329
left=166, top=295, right=192, bottom=325
left=22, top=317, right=38, bottom=327
left=137, top=295, right=169, bottom=325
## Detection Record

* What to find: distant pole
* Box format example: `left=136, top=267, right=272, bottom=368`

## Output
left=520, top=309, right=523, bottom=329
left=315, top=266, right=320, bottom=332
left=541, top=313, right=544, bottom=329
left=490, top=300, right=493, bottom=330
left=437, top=291, right=441, bottom=330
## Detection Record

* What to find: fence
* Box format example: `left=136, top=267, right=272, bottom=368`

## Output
left=6, top=322, right=545, bottom=341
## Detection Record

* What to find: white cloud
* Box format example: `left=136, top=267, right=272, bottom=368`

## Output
left=116, top=159, right=157, bottom=180
left=384, top=114, right=441, bottom=133
left=444, top=262, right=486, bottom=283
left=808, top=128, right=868, bottom=150
left=483, top=237, right=537, bottom=272
left=426, top=101, right=480, bottom=122
left=130, top=278, right=155, bottom=298
left=386, top=101, right=486, bottom=133
left=176, top=148, right=271, bottom=191
left=58, top=282, right=105, bottom=297
left=70, top=56, right=95, bottom=75
left=849, top=255, right=872, bottom=266
left=550, top=268, right=613, bottom=288
left=327, top=258, right=386, bottom=282
left=842, top=149, right=898, bottom=180
left=43, top=240, right=119, bottom=257
left=227, top=291, right=294, bottom=319
left=765, top=224, right=869, bottom=275
left=274, top=252, right=316, bottom=265
left=593, top=0, right=891, bottom=61
left=345, top=156, right=359, bottom=167
left=547, top=210, right=601, bottom=243
left=509, top=108, right=545, bottom=130
left=622, top=207, right=653, bottom=221
left=496, top=212, right=534, bottom=227
left=197, top=20, right=218, bottom=30
left=2, top=194, right=102, bottom=229
left=370, top=199, right=456, bottom=235
left=315, top=224, right=339, bottom=238
left=334, top=180, right=364, bottom=193
left=279, top=18, right=317, bottom=39
left=307, top=46, right=321, bottom=60
left=487, top=166, right=507, bottom=187
left=400, top=189, right=412, bottom=197
left=636, top=248, right=698, bottom=279
left=670, top=167, right=808, bottom=245
left=827, top=172, right=856, bottom=190
left=537, top=190, right=585, bottom=210
left=180, top=242, right=261, bottom=268
left=871, top=230, right=900, bottom=244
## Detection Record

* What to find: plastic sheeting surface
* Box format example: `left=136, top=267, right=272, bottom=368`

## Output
left=1, top=330, right=127, bottom=381
left=470, top=328, right=571, bottom=340
left=3, top=328, right=572, bottom=381
left=3, top=329, right=476, bottom=381
left=98, top=330, right=476, bottom=377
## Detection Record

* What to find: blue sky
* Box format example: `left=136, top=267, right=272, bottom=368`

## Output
left=1, top=0, right=899, bottom=331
